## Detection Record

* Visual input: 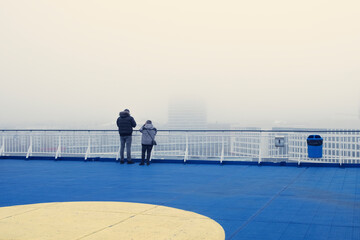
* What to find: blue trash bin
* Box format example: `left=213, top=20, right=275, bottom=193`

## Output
left=307, top=135, right=323, bottom=158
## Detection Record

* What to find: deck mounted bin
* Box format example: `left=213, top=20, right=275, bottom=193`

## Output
left=307, top=135, right=323, bottom=158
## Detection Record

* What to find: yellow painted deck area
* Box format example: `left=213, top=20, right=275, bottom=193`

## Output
left=0, top=202, right=225, bottom=240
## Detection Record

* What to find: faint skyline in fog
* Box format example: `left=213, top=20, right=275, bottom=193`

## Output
left=0, top=1, right=359, bottom=129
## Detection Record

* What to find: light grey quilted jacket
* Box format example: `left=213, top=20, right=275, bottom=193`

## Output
left=139, top=124, right=157, bottom=145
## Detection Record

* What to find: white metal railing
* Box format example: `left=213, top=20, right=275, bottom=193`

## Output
left=1, top=129, right=360, bottom=165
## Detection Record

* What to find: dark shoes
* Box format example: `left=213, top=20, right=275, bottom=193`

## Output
left=121, top=160, right=148, bottom=165
left=140, top=161, right=150, bottom=166
left=120, top=160, right=134, bottom=164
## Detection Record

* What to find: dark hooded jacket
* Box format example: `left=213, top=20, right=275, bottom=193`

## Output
left=116, top=111, right=136, bottom=136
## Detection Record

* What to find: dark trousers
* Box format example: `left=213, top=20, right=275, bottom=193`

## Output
left=141, top=144, right=153, bottom=163
left=120, top=135, right=132, bottom=162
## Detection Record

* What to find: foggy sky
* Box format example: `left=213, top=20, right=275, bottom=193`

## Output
left=1, top=0, right=359, bottom=129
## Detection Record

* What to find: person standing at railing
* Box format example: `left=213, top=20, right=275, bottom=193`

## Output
left=116, top=109, right=137, bottom=164
left=139, top=120, right=157, bottom=165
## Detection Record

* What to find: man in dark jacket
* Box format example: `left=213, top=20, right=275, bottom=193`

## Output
left=116, top=109, right=136, bottom=164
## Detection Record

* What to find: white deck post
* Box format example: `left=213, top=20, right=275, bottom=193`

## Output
left=26, top=134, right=33, bottom=159
left=358, top=137, right=360, bottom=164
left=184, top=133, right=189, bottom=163
left=220, top=136, right=224, bottom=164
left=55, top=135, right=62, bottom=159
left=116, top=145, right=120, bottom=161
left=258, top=132, right=262, bottom=164
left=85, top=136, right=91, bottom=160
left=0, top=135, right=4, bottom=156
left=298, top=140, right=302, bottom=165
left=339, top=135, right=344, bottom=166
left=150, top=145, right=155, bottom=162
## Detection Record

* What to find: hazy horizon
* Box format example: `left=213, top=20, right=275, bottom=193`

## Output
left=1, top=1, right=359, bottom=129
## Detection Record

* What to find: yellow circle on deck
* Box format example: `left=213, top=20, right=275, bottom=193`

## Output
left=0, top=202, right=225, bottom=240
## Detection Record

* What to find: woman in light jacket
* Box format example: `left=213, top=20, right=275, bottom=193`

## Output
left=139, top=120, right=157, bottom=165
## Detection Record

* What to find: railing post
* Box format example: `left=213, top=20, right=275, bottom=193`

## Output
left=26, top=133, right=33, bottom=159
left=297, top=140, right=301, bottom=165
left=184, top=133, right=189, bottom=163
left=150, top=144, right=155, bottom=162
left=0, top=134, right=4, bottom=156
left=220, top=136, right=224, bottom=164
left=258, top=132, right=262, bottom=164
left=297, top=136, right=302, bottom=165
left=116, top=145, right=120, bottom=161
left=338, top=135, right=342, bottom=166
left=150, top=148, right=154, bottom=162
left=85, top=135, right=91, bottom=160
left=55, top=134, right=62, bottom=159
left=358, top=137, right=360, bottom=164
left=340, top=135, right=344, bottom=166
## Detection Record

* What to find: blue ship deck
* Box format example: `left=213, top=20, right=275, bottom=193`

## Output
left=0, top=159, right=359, bottom=240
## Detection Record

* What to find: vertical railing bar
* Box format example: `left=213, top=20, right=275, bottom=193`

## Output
left=340, top=134, right=344, bottom=166
left=26, top=132, right=33, bottom=159
left=116, top=144, right=120, bottom=161
left=258, top=132, right=262, bottom=164
left=298, top=139, right=301, bottom=165
left=55, top=133, right=62, bottom=159
left=85, top=133, right=91, bottom=160
left=358, top=135, right=360, bottom=164
left=220, top=135, right=224, bottom=164
left=184, top=132, right=188, bottom=163
left=150, top=139, right=155, bottom=162
left=0, top=133, right=4, bottom=156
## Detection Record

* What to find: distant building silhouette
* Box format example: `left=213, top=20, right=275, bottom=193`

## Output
left=167, top=98, right=207, bottom=130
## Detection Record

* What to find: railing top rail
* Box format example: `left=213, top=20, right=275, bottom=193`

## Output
left=1, top=129, right=360, bottom=133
